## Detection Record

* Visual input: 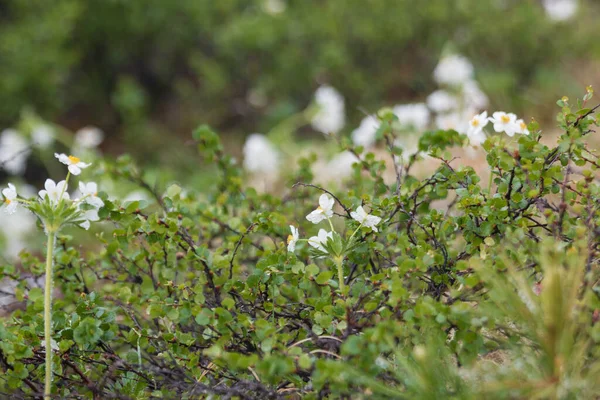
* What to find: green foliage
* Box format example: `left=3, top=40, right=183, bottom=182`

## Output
left=2, top=94, right=600, bottom=398
left=1, top=0, right=599, bottom=152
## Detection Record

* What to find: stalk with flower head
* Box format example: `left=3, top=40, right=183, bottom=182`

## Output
left=1, top=153, right=102, bottom=398
left=287, top=193, right=381, bottom=293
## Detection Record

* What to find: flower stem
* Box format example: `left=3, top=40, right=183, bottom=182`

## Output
left=326, top=216, right=335, bottom=233
left=348, top=224, right=363, bottom=244
left=58, top=172, right=71, bottom=208
left=44, top=229, right=56, bottom=399
left=335, top=256, right=345, bottom=293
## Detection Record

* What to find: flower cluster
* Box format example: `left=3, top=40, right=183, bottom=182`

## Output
left=1, top=154, right=103, bottom=231
left=285, top=193, right=382, bottom=292
left=287, top=193, right=382, bottom=255
left=346, top=52, right=488, bottom=160
left=467, top=110, right=529, bottom=146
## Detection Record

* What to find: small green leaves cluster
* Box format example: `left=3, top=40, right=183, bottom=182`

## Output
left=2, top=92, right=600, bottom=398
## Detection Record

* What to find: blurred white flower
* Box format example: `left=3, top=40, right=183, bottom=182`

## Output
left=311, top=85, right=345, bottom=135
left=515, top=119, right=530, bottom=135
left=427, top=90, right=458, bottom=113
left=490, top=112, right=518, bottom=136
left=55, top=153, right=91, bottom=175
left=462, top=80, right=489, bottom=109
left=19, top=184, right=37, bottom=198
left=393, top=136, right=420, bottom=164
left=287, top=225, right=299, bottom=252
left=327, top=151, right=359, bottom=179
left=308, top=229, right=333, bottom=253
left=393, top=103, right=430, bottom=131
left=39, top=179, right=70, bottom=204
left=242, top=134, right=279, bottom=175
left=263, top=0, right=286, bottom=14
left=123, top=190, right=151, bottom=203
left=351, top=206, right=382, bottom=232
left=0, top=129, right=30, bottom=175
left=433, top=54, right=474, bottom=86
left=74, top=126, right=104, bottom=149
left=0, top=207, right=36, bottom=260
left=542, top=0, right=577, bottom=21
left=351, top=116, right=380, bottom=148
left=246, top=88, right=268, bottom=108
left=306, top=194, right=335, bottom=224
left=435, top=112, right=469, bottom=134
left=2, top=183, right=18, bottom=214
left=32, top=125, right=54, bottom=148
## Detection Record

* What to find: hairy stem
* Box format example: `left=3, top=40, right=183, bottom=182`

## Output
left=335, top=256, right=345, bottom=293
left=44, top=229, right=56, bottom=398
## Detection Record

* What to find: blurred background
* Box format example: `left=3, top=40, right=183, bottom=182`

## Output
left=0, top=0, right=600, bottom=259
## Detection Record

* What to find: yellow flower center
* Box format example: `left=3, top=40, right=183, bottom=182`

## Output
left=4, top=198, right=11, bottom=205
left=501, top=115, right=510, bottom=123
left=287, top=234, right=293, bottom=244
left=471, top=119, right=479, bottom=127
left=68, top=155, right=80, bottom=164
left=520, top=122, right=527, bottom=130
left=317, top=206, right=323, bottom=212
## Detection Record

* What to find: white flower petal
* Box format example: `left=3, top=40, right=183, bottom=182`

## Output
left=306, top=210, right=326, bottom=224
left=80, top=220, right=91, bottom=230
left=68, top=165, right=82, bottom=175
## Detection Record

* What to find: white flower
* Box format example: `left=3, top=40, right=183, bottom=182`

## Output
left=462, top=80, right=489, bottom=109
left=326, top=151, right=359, bottom=180
left=490, top=112, right=518, bottom=136
left=0, top=129, right=30, bottom=175
left=287, top=225, right=299, bottom=252
left=351, top=116, right=380, bottom=148
left=311, top=85, right=345, bottom=135
left=78, top=181, right=104, bottom=208
left=78, top=207, right=100, bottom=230
left=263, top=0, right=286, bottom=14
left=32, top=125, right=54, bottom=148
left=542, top=0, right=577, bottom=22
left=80, top=220, right=91, bottom=230
left=393, top=136, right=420, bottom=164
left=242, top=134, right=279, bottom=175
left=351, top=206, right=382, bottom=232
left=393, top=103, right=430, bottom=131
left=123, top=190, right=151, bottom=203
left=308, top=229, right=333, bottom=253
left=426, top=90, right=458, bottom=113
left=2, top=183, right=18, bottom=214
left=0, top=207, right=36, bottom=259
left=74, top=126, right=104, bottom=149
left=515, top=119, right=530, bottom=135
left=246, top=88, right=268, bottom=108
left=467, top=111, right=489, bottom=138
left=39, top=179, right=70, bottom=204
left=435, top=112, right=469, bottom=133
left=55, top=153, right=91, bottom=175
left=433, top=54, right=474, bottom=86
left=306, top=194, right=335, bottom=224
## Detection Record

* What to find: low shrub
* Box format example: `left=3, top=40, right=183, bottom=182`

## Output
left=1, top=91, right=600, bottom=398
